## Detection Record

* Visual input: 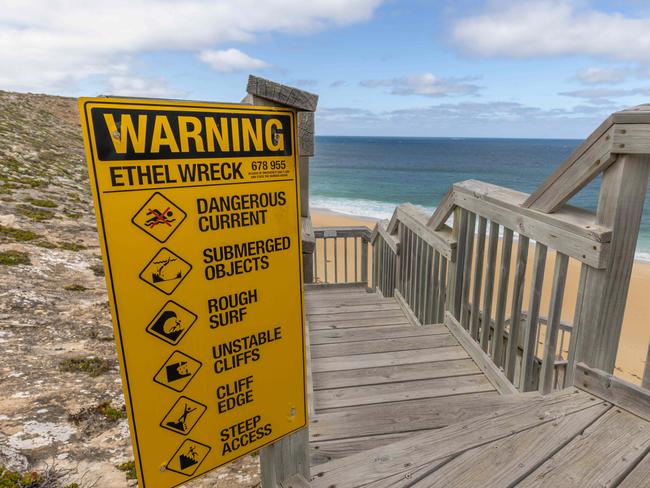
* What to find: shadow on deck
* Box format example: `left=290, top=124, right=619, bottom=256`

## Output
left=305, top=285, right=650, bottom=487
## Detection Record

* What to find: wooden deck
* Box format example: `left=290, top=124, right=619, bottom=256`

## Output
left=304, top=286, right=650, bottom=487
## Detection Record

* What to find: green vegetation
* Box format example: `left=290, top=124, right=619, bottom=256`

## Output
left=0, top=464, right=80, bottom=488
left=25, top=197, right=57, bottom=208
left=63, top=284, right=86, bottom=292
left=0, top=466, right=43, bottom=488
left=97, top=402, right=127, bottom=422
left=34, top=240, right=57, bottom=249
left=116, top=461, right=137, bottom=480
left=0, top=225, right=41, bottom=242
left=59, top=357, right=111, bottom=376
left=58, top=242, right=85, bottom=251
left=17, top=204, right=54, bottom=221
left=0, top=250, right=30, bottom=266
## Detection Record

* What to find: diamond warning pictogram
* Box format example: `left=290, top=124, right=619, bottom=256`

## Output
left=166, top=439, right=211, bottom=477
left=153, top=350, right=202, bottom=392
left=132, top=192, right=187, bottom=243
left=139, top=248, right=192, bottom=295
left=146, top=301, right=197, bottom=346
left=160, top=396, right=207, bottom=436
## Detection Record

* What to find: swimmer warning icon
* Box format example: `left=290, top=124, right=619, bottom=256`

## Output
left=160, top=396, right=207, bottom=436
left=132, top=192, right=187, bottom=243
left=154, top=351, right=202, bottom=392
left=139, top=247, right=192, bottom=295
left=166, top=439, right=211, bottom=477
left=146, top=301, right=197, bottom=345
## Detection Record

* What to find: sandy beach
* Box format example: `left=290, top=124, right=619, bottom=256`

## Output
left=311, top=208, right=650, bottom=386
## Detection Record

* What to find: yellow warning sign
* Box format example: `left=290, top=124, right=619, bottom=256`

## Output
left=79, top=97, right=307, bottom=488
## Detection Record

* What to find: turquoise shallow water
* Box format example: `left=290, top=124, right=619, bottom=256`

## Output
left=310, top=136, right=650, bottom=261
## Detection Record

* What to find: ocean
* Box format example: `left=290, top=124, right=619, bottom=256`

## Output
left=310, top=136, right=650, bottom=261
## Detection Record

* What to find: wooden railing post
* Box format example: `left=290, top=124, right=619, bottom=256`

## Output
left=569, top=154, right=650, bottom=379
left=361, top=238, right=369, bottom=284
left=244, top=75, right=318, bottom=487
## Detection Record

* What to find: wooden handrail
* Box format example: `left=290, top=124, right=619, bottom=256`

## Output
left=427, top=179, right=611, bottom=268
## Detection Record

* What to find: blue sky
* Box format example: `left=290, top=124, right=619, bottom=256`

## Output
left=4, top=0, right=650, bottom=138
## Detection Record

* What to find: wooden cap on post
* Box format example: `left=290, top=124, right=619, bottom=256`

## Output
left=246, top=75, right=318, bottom=112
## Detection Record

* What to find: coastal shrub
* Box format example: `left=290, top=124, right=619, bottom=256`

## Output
left=59, top=357, right=111, bottom=376
left=63, top=284, right=86, bottom=291
left=97, top=402, right=127, bottom=422
left=0, top=250, right=30, bottom=266
left=116, top=461, right=137, bottom=480
left=0, top=466, right=44, bottom=487
left=0, top=225, right=41, bottom=242
left=57, top=242, right=85, bottom=251
left=17, top=204, right=54, bottom=221
left=25, top=197, right=57, bottom=208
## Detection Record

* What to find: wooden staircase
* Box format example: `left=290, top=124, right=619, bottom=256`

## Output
left=305, top=285, right=650, bottom=487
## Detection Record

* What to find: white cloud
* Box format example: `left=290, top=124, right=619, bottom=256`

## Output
left=316, top=101, right=617, bottom=138
left=575, top=67, right=628, bottom=85
left=560, top=87, right=650, bottom=103
left=198, top=48, right=269, bottom=73
left=452, top=1, right=650, bottom=62
left=0, top=0, right=382, bottom=92
left=360, top=73, right=479, bottom=97
left=106, top=76, right=187, bottom=98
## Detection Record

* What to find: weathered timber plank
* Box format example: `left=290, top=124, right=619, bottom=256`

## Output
left=310, top=334, right=458, bottom=359
left=618, top=451, right=650, bottom=488
left=310, top=433, right=411, bottom=465
left=455, top=178, right=611, bottom=242
left=470, top=216, right=487, bottom=340
left=520, top=243, right=548, bottom=392
left=393, top=289, right=421, bottom=327
left=518, top=408, right=650, bottom=487
left=314, top=374, right=494, bottom=410
left=279, top=474, right=310, bottom=488
left=539, top=252, right=569, bottom=394
left=480, top=221, right=499, bottom=352
left=306, top=302, right=401, bottom=315
left=575, top=363, right=650, bottom=422
left=247, top=75, right=318, bottom=111
left=261, top=426, right=309, bottom=488
left=409, top=403, right=609, bottom=488
left=309, top=317, right=411, bottom=330
left=491, top=227, right=513, bottom=365
left=505, top=235, right=529, bottom=381
left=305, top=293, right=393, bottom=305
left=309, top=324, right=448, bottom=345
left=308, top=309, right=406, bottom=323
left=394, top=204, right=456, bottom=260
left=460, top=211, right=476, bottom=328
left=309, top=391, right=525, bottom=442
left=305, top=284, right=368, bottom=294
left=572, top=155, right=650, bottom=373
left=311, top=346, right=468, bottom=373
left=427, top=187, right=455, bottom=230
left=445, top=313, right=517, bottom=394
left=309, top=389, right=602, bottom=487
left=454, top=180, right=610, bottom=268
left=362, top=460, right=452, bottom=488
left=312, top=359, right=479, bottom=390
left=524, top=120, right=615, bottom=213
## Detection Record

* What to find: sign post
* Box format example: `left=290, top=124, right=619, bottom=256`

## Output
left=79, top=98, right=307, bottom=487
